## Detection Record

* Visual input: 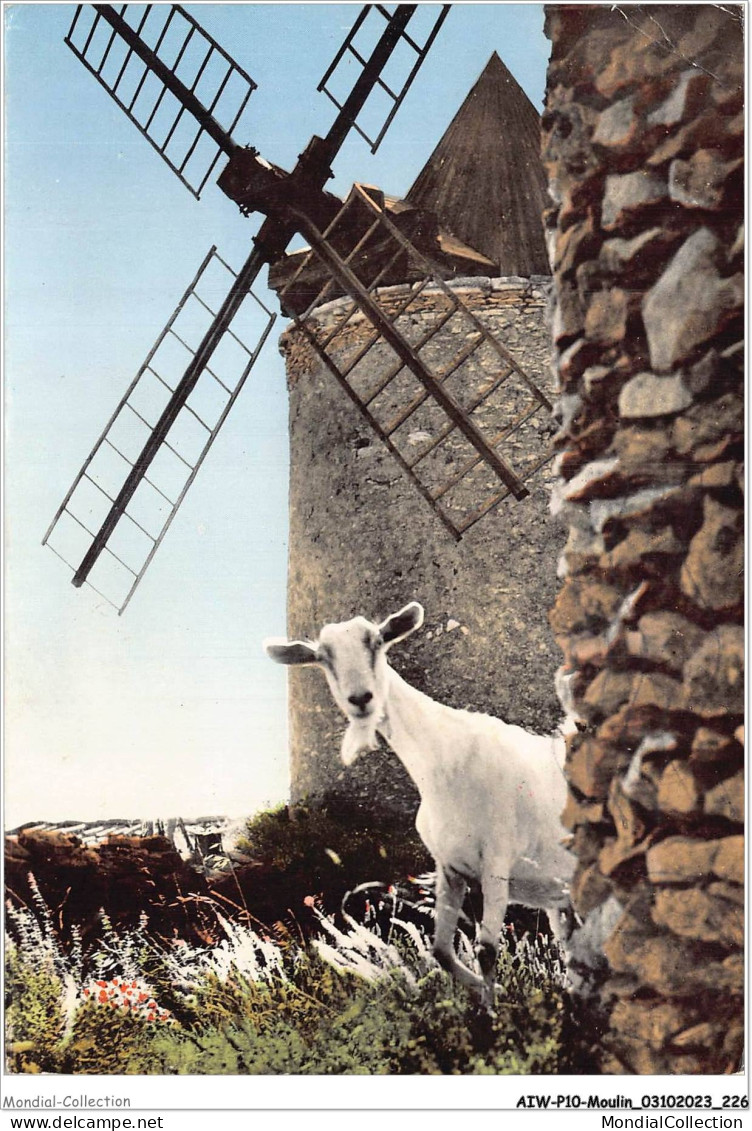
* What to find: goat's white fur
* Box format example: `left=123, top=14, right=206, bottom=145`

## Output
left=264, top=602, right=575, bottom=1007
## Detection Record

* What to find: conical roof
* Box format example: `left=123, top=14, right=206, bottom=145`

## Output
left=406, top=52, right=550, bottom=276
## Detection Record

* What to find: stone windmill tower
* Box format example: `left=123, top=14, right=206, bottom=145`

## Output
left=271, top=54, right=564, bottom=818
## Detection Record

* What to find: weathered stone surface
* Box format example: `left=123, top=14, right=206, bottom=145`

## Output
left=560, top=791, right=606, bottom=831
left=559, top=527, right=606, bottom=577
left=690, top=726, right=737, bottom=766
left=599, top=780, right=649, bottom=875
left=708, top=880, right=743, bottom=907
left=611, top=424, right=674, bottom=468
left=600, top=527, right=684, bottom=572
left=680, top=496, right=743, bottom=610
left=642, top=229, right=743, bottom=372
left=567, top=733, right=629, bottom=799
left=544, top=1, right=743, bottom=1066
left=554, top=214, right=598, bottom=276
left=712, top=836, right=744, bottom=885
left=672, top=394, right=743, bottom=458
left=672, top=1020, right=731, bottom=1051
left=625, top=611, right=705, bottom=673
left=653, top=887, right=744, bottom=948
left=683, top=624, right=744, bottom=716
left=570, top=861, right=613, bottom=915
left=669, top=151, right=743, bottom=211
left=656, top=761, right=701, bottom=814
left=618, top=371, right=692, bottom=418
left=687, top=460, right=739, bottom=490
left=603, top=909, right=711, bottom=994
left=647, top=70, right=711, bottom=129
left=602, top=171, right=668, bottom=230
left=553, top=281, right=586, bottom=342
left=595, top=28, right=676, bottom=99
left=610, top=998, right=700, bottom=1050
left=599, top=227, right=668, bottom=274
left=646, top=835, right=742, bottom=884
left=584, top=287, right=629, bottom=344
left=704, top=771, right=744, bottom=823
left=593, top=95, right=639, bottom=149
left=549, top=578, right=626, bottom=636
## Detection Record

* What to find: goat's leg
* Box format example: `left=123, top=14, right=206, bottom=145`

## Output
left=477, top=867, right=510, bottom=1010
left=433, top=865, right=485, bottom=996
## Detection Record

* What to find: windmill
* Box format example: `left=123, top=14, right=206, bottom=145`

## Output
left=43, top=3, right=552, bottom=614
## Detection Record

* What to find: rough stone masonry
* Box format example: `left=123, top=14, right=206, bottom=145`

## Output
left=542, top=4, right=743, bottom=1073
left=280, top=276, right=564, bottom=819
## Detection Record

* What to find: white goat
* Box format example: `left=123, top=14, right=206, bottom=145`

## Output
left=264, top=601, right=575, bottom=1007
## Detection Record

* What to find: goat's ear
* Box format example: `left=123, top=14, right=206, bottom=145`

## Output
left=379, top=602, right=424, bottom=647
left=263, top=638, right=319, bottom=665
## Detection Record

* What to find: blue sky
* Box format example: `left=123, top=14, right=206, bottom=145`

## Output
left=4, top=2, right=549, bottom=826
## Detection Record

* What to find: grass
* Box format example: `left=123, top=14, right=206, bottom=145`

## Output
left=4, top=803, right=598, bottom=1075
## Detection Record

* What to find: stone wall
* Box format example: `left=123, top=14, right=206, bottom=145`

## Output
left=542, top=4, right=743, bottom=1074
left=280, top=278, right=565, bottom=817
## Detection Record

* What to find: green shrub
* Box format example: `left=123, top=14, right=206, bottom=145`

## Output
left=5, top=942, right=67, bottom=1073
left=5, top=825, right=593, bottom=1075
left=238, top=800, right=431, bottom=886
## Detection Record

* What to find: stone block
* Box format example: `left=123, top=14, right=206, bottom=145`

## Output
left=602, top=171, right=668, bottom=230
left=708, top=880, right=744, bottom=907
left=645, top=835, right=737, bottom=884
left=647, top=70, right=711, bottom=129
left=566, top=733, right=629, bottom=799
left=610, top=998, right=699, bottom=1050
left=553, top=214, right=598, bottom=276
left=704, top=771, right=744, bottom=823
left=560, top=791, right=606, bottom=831
left=625, top=611, right=705, bottom=673
left=604, top=908, right=742, bottom=995
left=592, top=95, right=639, bottom=149
left=657, top=760, right=701, bottom=814
left=599, top=227, right=668, bottom=274
left=584, top=287, right=629, bottom=344
left=712, top=837, right=744, bottom=885
left=600, top=780, right=649, bottom=876
left=653, top=887, right=744, bottom=948
left=570, top=861, right=613, bottom=916
left=672, top=393, right=743, bottom=460
left=680, top=496, right=743, bottom=611
left=611, top=424, right=674, bottom=469
left=642, top=228, right=743, bottom=372
left=669, top=151, right=743, bottom=211
left=600, top=526, right=684, bottom=572
left=690, top=726, right=738, bottom=766
left=549, top=578, right=626, bottom=636
left=683, top=624, right=744, bottom=716
left=618, top=372, right=692, bottom=418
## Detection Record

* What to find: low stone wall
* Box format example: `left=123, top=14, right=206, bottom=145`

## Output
left=542, top=4, right=743, bottom=1073
left=280, top=278, right=565, bottom=816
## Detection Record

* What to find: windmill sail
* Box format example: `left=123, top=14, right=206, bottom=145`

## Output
left=65, top=4, right=257, bottom=197
left=279, top=185, right=553, bottom=538
left=43, top=248, right=276, bottom=612
left=50, top=5, right=454, bottom=609
left=317, top=4, right=450, bottom=155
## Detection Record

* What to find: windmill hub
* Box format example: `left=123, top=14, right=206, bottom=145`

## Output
left=218, top=143, right=341, bottom=235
